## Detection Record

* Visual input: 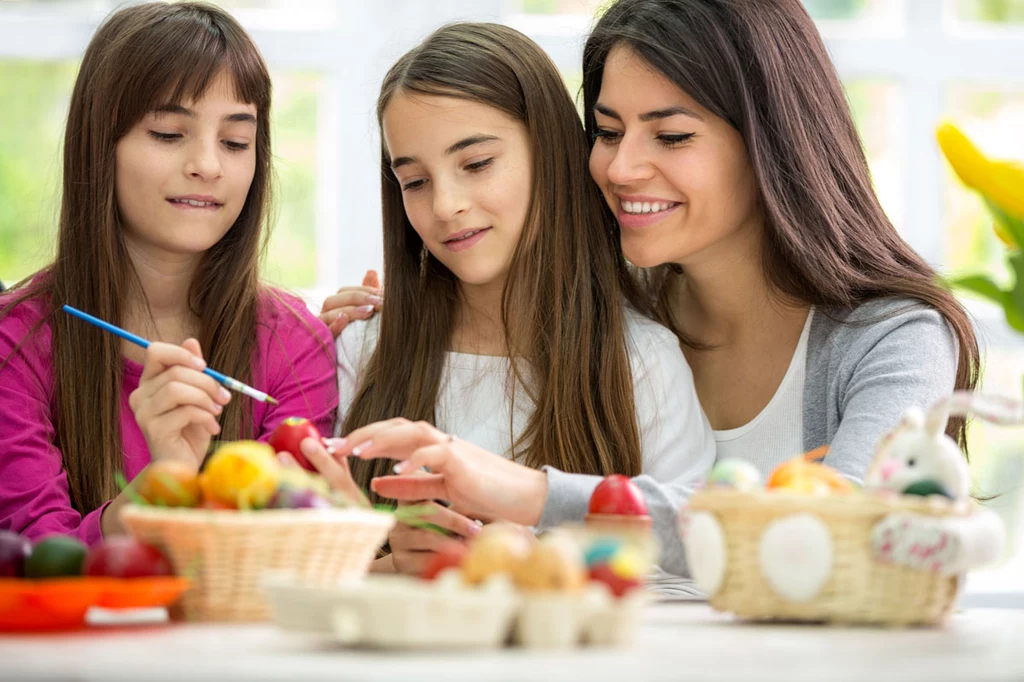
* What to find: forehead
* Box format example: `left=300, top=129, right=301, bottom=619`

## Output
left=382, top=93, right=522, bottom=153
left=155, top=70, right=257, bottom=116
left=598, top=46, right=704, bottom=113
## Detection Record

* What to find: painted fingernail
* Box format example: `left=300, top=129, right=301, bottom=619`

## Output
left=466, top=523, right=481, bottom=536
left=475, top=519, right=484, bottom=526
left=356, top=305, right=375, bottom=315
left=393, top=461, right=410, bottom=474
left=214, top=404, right=223, bottom=414
left=367, top=295, right=383, bottom=306
left=352, top=441, right=372, bottom=457
left=192, top=357, right=206, bottom=370
left=218, top=388, right=231, bottom=402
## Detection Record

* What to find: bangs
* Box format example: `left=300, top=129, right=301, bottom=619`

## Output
left=112, top=4, right=270, bottom=135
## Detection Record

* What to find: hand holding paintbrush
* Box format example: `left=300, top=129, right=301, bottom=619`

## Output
left=63, top=305, right=277, bottom=471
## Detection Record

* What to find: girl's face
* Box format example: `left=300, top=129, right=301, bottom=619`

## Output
left=382, top=93, right=532, bottom=290
left=588, top=46, right=762, bottom=268
left=115, top=70, right=257, bottom=259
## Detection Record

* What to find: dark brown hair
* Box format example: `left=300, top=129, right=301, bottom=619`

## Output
left=0, top=1, right=273, bottom=513
left=344, top=23, right=649, bottom=503
left=583, top=0, right=980, bottom=446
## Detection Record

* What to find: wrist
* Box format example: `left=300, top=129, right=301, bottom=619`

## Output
left=513, top=466, right=547, bottom=527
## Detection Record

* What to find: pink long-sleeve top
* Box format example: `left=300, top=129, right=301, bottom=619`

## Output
left=0, top=289, right=339, bottom=545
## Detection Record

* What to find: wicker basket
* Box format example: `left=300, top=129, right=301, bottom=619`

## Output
left=685, top=490, right=972, bottom=626
left=120, top=506, right=394, bottom=622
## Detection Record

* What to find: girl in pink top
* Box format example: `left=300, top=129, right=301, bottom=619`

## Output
left=0, top=2, right=338, bottom=546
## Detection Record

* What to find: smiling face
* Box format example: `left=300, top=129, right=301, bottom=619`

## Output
left=114, top=69, right=258, bottom=258
left=588, top=46, right=762, bottom=268
left=382, top=92, right=533, bottom=291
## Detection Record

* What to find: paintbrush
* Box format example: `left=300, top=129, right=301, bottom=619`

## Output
left=62, top=304, right=278, bottom=405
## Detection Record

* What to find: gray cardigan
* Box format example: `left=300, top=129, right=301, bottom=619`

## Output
left=537, top=298, right=959, bottom=577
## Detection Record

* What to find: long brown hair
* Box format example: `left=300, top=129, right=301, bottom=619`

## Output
left=344, top=23, right=649, bottom=503
left=0, top=2, right=273, bottom=514
left=583, top=0, right=980, bottom=446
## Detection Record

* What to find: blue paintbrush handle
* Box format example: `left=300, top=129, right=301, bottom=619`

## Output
left=61, top=304, right=277, bottom=404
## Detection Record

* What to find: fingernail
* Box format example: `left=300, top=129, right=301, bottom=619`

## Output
left=218, top=388, right=231, bottom=402
left=356, top=305, right=374, bottom=315
left=300, top=438, right=318, bottom=455
left=367, top=295, right=382, bottom=306
left=352, top=441, right=372, bottom=457
left=475, top=519, right=484, bottom=526
left=276, top=453, right=289, bottom=465
left=393, top=461, right=410, bottom=474
left=214, top=404, right=223, bottom=414
left=466, top=523, right=481, bottom=536
left=193, top=357, right=206, bottom=370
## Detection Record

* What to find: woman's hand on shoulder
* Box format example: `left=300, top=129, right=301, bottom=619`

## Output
left=319, top=270, right=382, bottom=338
left=128, top=338, right=231, bottom=472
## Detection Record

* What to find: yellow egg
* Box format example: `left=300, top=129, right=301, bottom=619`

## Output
left=461, top=525, right=533, bottom=585
left=609, top=546, right=644, bottom=580
left=199, top=441, right=280, bottom=509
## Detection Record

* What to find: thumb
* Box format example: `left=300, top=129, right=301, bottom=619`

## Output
left=182, top=337, right=205, bottom=361
left=362, top=269, right=381, bottom=289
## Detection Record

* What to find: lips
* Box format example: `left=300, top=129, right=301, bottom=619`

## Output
left=443, top=227, right=491, bottom=253
left=167, top=196, right=223, bottom=209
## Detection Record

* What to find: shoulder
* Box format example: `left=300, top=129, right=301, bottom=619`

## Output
left=0, top=292, right=52, bottom=355
left=256, top=289, right=337, bottom=373
left=257, top=288, right=333, bottom=347
left=811, top=297, right=956, bottom=364
left=623, top=306, right=681, bottom=356
left=336, top=314, right=380, bottom=371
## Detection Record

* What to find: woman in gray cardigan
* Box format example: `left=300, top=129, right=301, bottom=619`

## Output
left=321, top=0, right=979, bottom=578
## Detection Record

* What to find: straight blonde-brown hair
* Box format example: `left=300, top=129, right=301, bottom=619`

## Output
left=344, top=23, right=650, bottom=503
left=1, top=1, right=273, bottom=514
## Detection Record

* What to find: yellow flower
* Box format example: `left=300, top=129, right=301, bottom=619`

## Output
left=936, top=123, right=1024, bottom=223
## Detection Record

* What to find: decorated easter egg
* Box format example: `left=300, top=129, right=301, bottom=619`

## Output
left=584, top=538, right=623, bottom=567
left=461, top=524, right=533, bottom=585
left=199, top=441, right=280, bottom=509
left=707, top=458, right=762, bottom=491
left=515, top=534, right=587, bottom=592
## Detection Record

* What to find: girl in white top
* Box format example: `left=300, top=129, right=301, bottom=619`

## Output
left=309, top=23, right=713, bottom=577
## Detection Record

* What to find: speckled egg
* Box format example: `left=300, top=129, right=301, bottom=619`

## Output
left=707, top=458, right=763, bottom=491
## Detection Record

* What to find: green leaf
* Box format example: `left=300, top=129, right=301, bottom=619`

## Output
left=1008, top=253, right=1024, bottom=321
left=946, top=273, right=1006, bottom=304
left=986, top=198, right=1024, bottom=251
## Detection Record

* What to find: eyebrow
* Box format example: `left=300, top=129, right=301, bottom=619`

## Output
left=151, top=104, right=257, bottom=124
left=390, top=134, right=500, bottom=170
left=594, top=103, right=704, bottom=123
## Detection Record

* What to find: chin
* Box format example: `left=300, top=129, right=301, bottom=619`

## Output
left=621, top=243, right=672, bottom=269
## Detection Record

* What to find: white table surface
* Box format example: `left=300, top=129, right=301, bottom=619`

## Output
left=1, top=602, right=1022, bottom=682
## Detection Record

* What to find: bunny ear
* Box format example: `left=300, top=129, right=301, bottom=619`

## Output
left=925, top=404, right=951, bottom=439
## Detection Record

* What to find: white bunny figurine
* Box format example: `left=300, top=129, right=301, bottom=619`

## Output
left=864, top=404, right=970, bottom=500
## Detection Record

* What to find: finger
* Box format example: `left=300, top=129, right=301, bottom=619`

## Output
left=140, top=341, right=207, bottom=381
left=139, top=365, right=231, bottom=411
left=348, top=304, right=377, bottom=321
left=348, top=421, right=447, bottom=461
left=152, top=405, right=222, bottom=438
left=320, top=288, right=381, bottom=312
left=328, top=312, right=350, bottom=338
left=276, top=451, right=300, bottom=468
left=144, top=379, right=226, bottom=420
left=333, top=418, right=413, bottom=458
left=416, top=502, right=481, bottom=539
left=391, top=442, right=450, bottom=474
left=392, top=526, right=467, bottom=554
left=300, top=437, right=369, bottom=506
left=362, top=270, right=380, bottom=289
left=181, top=337, right=204, bottom=361
left=372, top=472, right=447, bottom=501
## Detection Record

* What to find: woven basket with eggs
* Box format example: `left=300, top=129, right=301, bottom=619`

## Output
left=120, top=428, right=393, bottom=622
left=680, top=392, right=1011, bottom=626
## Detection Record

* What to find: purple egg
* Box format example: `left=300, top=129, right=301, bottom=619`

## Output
left=268, top=486, right=333, bottom=510
left=0, top=530, right=32, bottom=578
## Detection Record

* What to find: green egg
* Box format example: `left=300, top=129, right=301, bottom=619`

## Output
left=902, top=480, right=953, bottom=499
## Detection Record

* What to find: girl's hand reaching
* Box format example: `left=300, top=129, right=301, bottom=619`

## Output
left=319, top=270, right=382, bottom=338
left=128, top=338, right=230, bottom=472
left=335, top=418, right=548, bottom=527
left=276, top=437, right=369, bottom=507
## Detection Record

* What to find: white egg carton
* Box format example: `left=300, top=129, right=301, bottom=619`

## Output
left=263, top=571, right=647, bottom=649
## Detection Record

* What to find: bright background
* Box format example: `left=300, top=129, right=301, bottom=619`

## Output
left=1, top=0, right=1022, bottom=599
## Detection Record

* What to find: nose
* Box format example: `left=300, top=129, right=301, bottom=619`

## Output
left=431, top=176, right=469, bottom=222
left=880, top=460, right=900, bottom=482
left=184, top=138, right=223, bottom=182
left=605, top=132, right=655, bottom=187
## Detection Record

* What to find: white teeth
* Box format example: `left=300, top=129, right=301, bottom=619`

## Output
left=172, top=199, right=217, bottom=207
left=621, top=200, right=675, bottom=215
left=450, top=230, right=481, bottom=242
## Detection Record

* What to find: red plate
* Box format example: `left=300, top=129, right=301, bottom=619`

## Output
left=0, top=577, right=190, bottom=632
